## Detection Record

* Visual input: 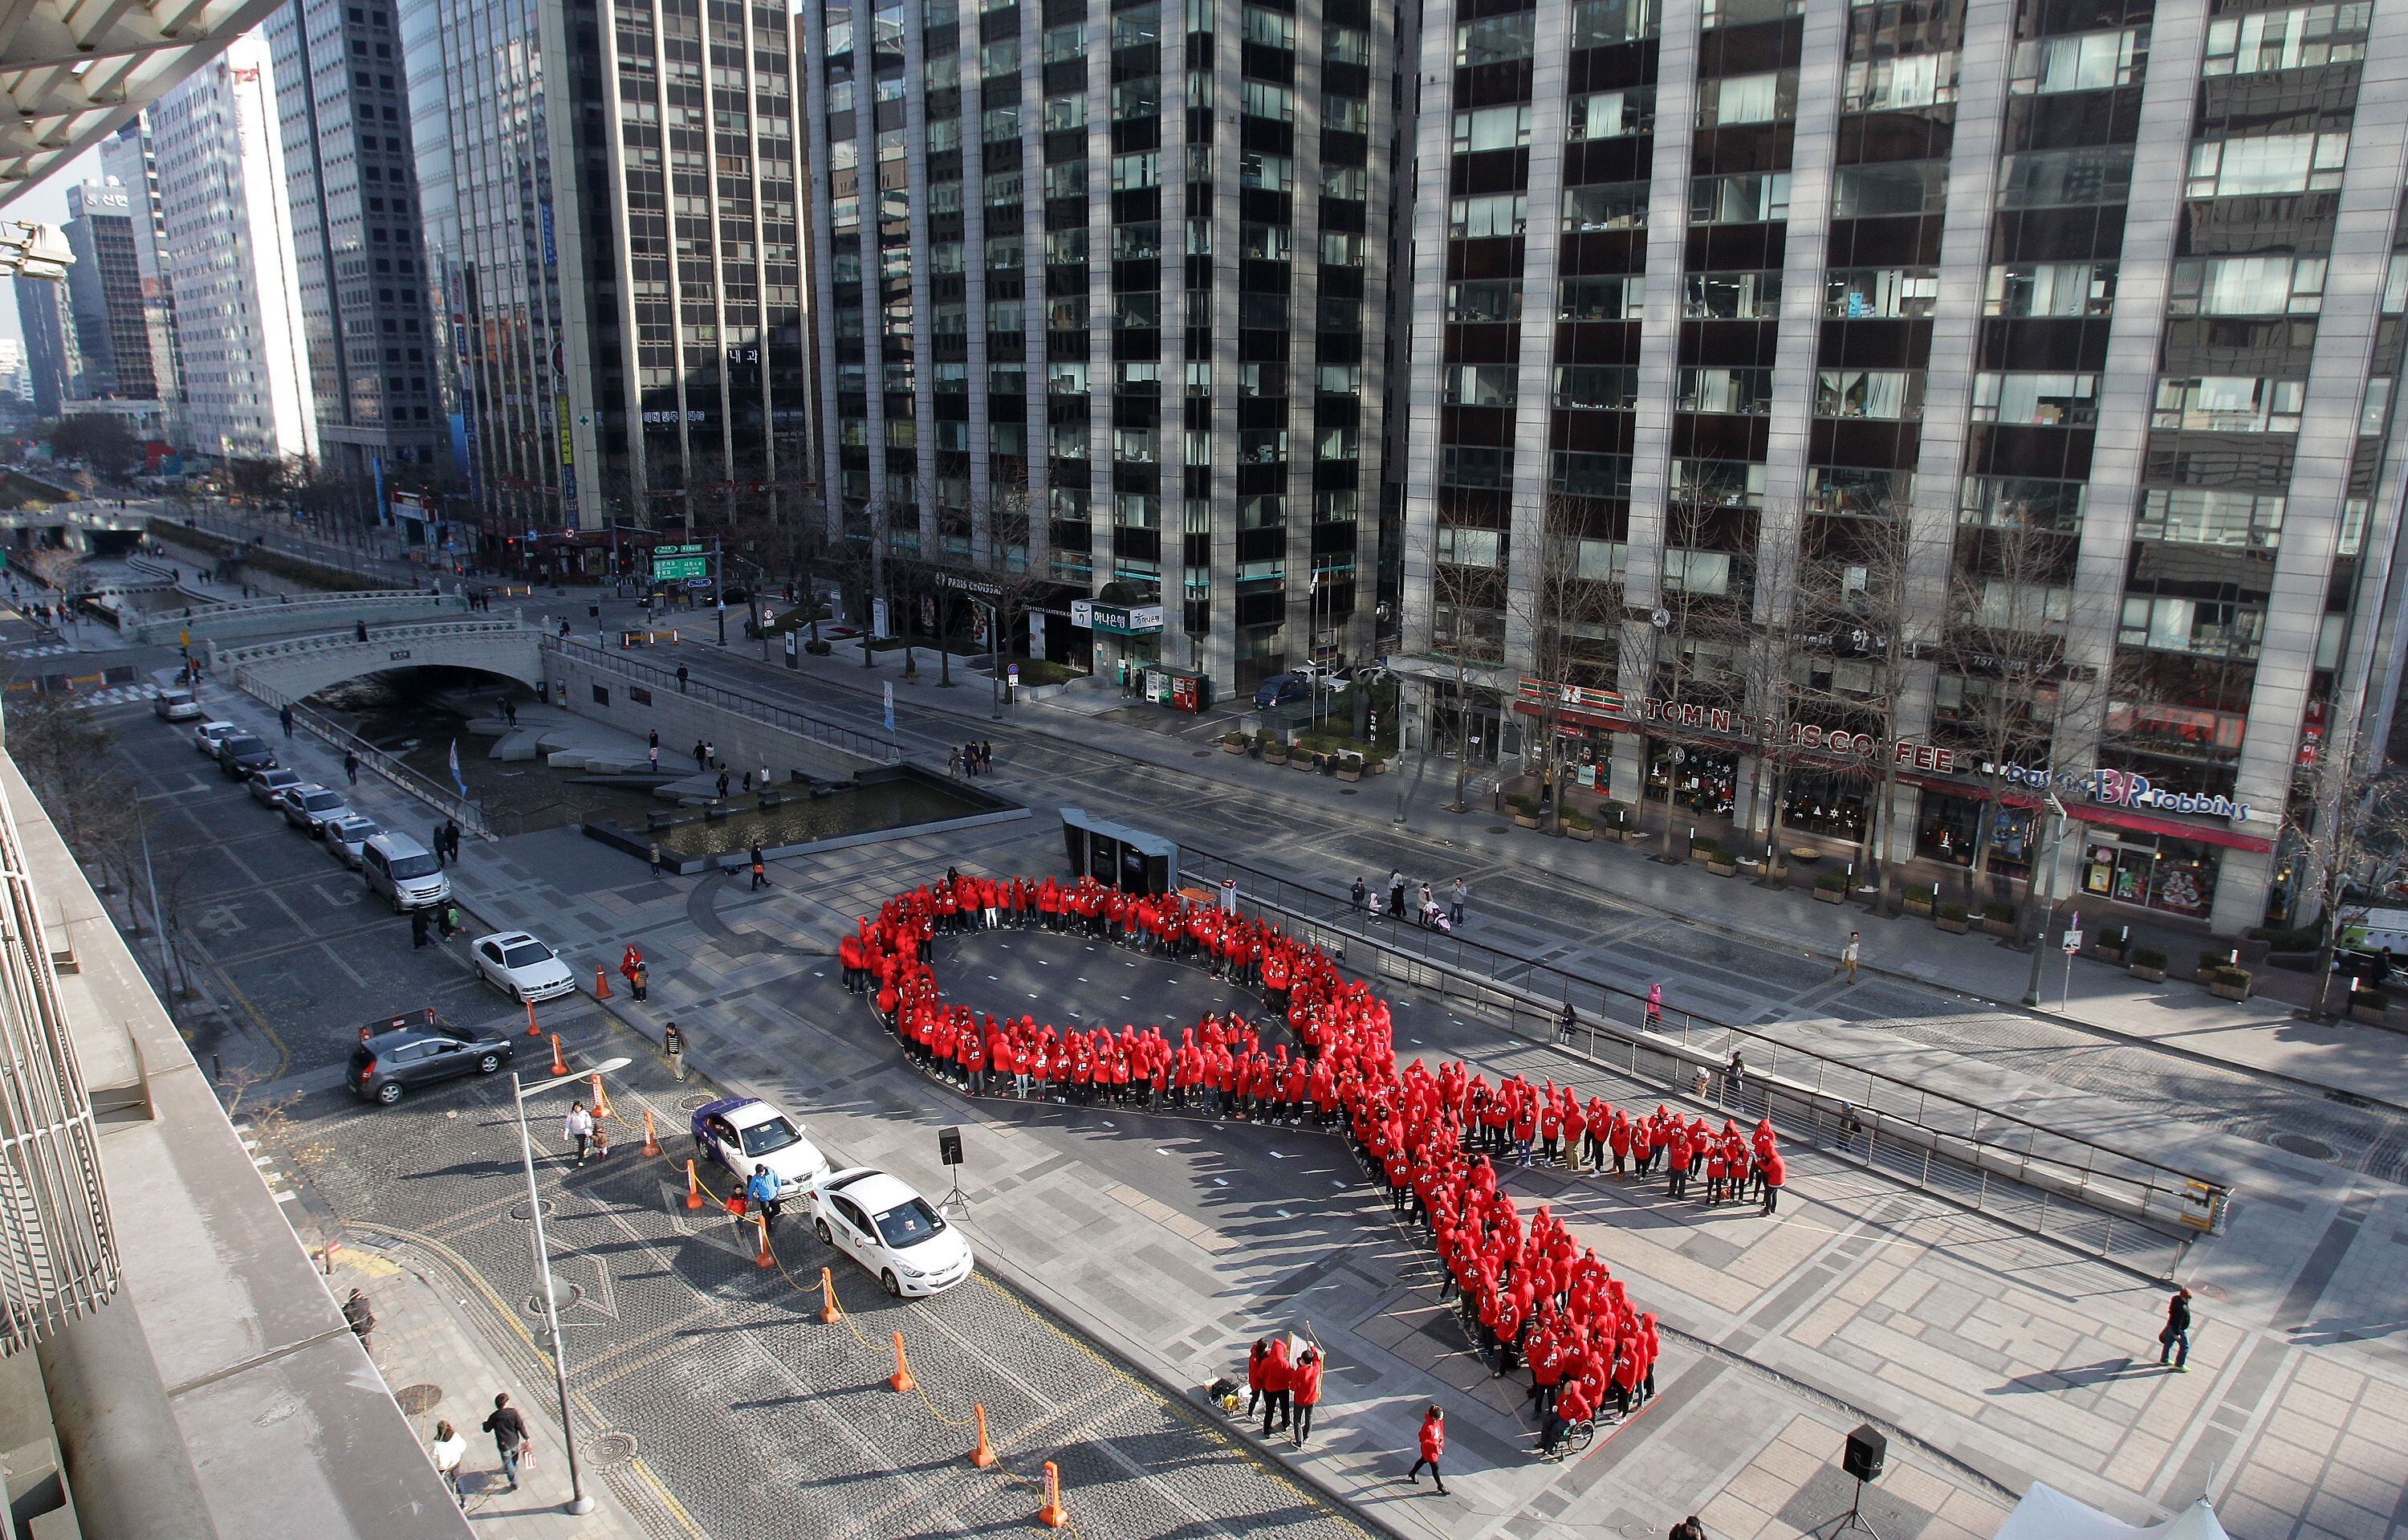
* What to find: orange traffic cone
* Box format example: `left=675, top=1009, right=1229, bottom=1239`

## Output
left=548, top=1033, right=568, bottom=1077
left=594, top=965, right=613, bottom=1000
left=753, top=1214, right=775, bottom=1269
left=525, top=999, right=540, bottom=1036
left=641, top=1109, right=660, bottom=1156
left=684, top=1159, right=704, bottom=1210
left=970, top=1403, right=996, bottom=1468
left=818, top=1266, right=842, bottom=1325
left=888, top=1330, right=915, bottom=1393
left=1036, top=1462, right=1068, bottom=1528
left=588, top=1072, right=612, bottom=1119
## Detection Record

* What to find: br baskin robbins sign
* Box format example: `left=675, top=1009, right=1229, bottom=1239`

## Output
left=1987, top=762, right=2255, bottom=825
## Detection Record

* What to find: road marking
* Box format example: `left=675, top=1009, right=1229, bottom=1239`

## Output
left=1277, top=1208, right=1292, bottom=1219
left=274, top=1189, right=299, bottom=1204
left=1213, top=1177, right=1228, bottom=1187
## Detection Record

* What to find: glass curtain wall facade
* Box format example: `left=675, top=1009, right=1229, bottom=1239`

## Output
left=1400, top=0, right=2408, bottom=932
left=799, top=0, right=1401, bottom=688
left=100, top=117, right=184, bottom=413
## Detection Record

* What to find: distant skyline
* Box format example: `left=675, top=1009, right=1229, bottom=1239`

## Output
left=0, top=147, right=108, bottom=348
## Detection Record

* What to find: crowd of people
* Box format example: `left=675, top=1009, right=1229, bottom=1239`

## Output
left=840, top=871, right=1796, bottom=1460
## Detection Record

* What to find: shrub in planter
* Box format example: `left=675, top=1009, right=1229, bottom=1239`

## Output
left=1336, top=753, right=1364, bottom=781
left=1904, top=884, right=1936, bottom=917
left=1934, top=901, right=1970, bottom=933
left=1508, top=794, right=1542, bottom=829
left=1982, top=902, right=2016, bottom=933
left=2198, top=949, right=2233, bottom=983
left=2210, top=966, right=2253, bottom=1000
left=1706, top=845, right=1738, bottom=876
left=2129, top=946, right=2167, bottom=983
left=2095, top=924, right=2129, bottom=962
left=1222, top=731, right=1247, bottom=753
left=2350, top=987, right=2390, bottom=1021
left=1564, top=812, right=1595, bottom=841
left=1814, top=870, right=1848, bottom=903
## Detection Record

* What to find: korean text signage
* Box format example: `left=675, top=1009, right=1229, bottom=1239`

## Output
left=1072, top=599, right=1165, bottom=634
left=1514, top=678, right=1959, bottom=771
left=651, top=543, right=708, bottom=582
left=1992, top=763, right=2253, bottom=824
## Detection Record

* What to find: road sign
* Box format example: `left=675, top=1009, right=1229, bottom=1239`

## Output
left=1007, top=664, right=1020, bottom=686
left=2062, top=917, right=2083, bottom=954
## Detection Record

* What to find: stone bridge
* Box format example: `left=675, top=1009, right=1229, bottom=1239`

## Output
left=209, top=619, right=547, bottom=703
left=123, top=588, right=469, bottom=646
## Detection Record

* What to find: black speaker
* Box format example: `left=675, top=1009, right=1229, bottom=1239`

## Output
left=938, top=1126, right=963, bottom=1167
left=1842, top=1424, right=1886, bottom=1484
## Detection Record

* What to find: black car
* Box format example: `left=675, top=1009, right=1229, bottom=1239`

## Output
left=215, top=734, right=276, bottom=778
left=348, top=1026, right=515, bottom=1106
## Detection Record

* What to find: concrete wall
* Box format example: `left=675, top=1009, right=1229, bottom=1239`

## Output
left=543, top=645, right=888, bottom=785
left=211, top=621, right=547, bottom=702
left=127, top=590, right=466, bottom=646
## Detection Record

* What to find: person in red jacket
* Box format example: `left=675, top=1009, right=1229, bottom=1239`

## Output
left=1406, top=1404, right=1447, bottom=1493
left=1544, top=1373, right=1592, bottom=1457
left=1260, top=1334, right=1293, bottom=1437
left=1290, top=1348, right=1324, bottom=1448
left=1245, top=1338, right=1271, bottom=1420
left=1759, top=1148, right=1787, bottom=1215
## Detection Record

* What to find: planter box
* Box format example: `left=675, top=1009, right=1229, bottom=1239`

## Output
left=1263, top=750, right=1288, bottom=766
left=1935, top=916, right=1970, bottom=934
left=1222, top=740, right=1246, bottom=754
left=1813, top=887, right=1846, bottom=905
left=2351, top=1003, right=2390, bottom=1025
left=1336, top=765, right=1361, bottom=782
left=2096, top=945, right=2127, bottom=965
left=1512, top=813, right=1541, bottom=829
left=2130, top=964, right=2166, bottom=983
left=1707, top=858, right=1737, bottom=877
left=1903, top=898, right=1934, bottom=919
left=2196, top=967, right=2220, bottom=985
left=1979, top=916, right=2015, bottom=935
left=2210, top=979, right=2252, bottom=1001
left=1567, top=825, right=1594, bottom=841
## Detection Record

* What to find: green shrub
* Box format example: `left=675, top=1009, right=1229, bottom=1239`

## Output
left=1222, top=731, right=1246, bottom=747
left=2131, top=946, right=2167, bottom=970
left=2352, top=985, right=2389, bottom=1008
left=2212, top=966, right=2251, bottom=988
left=1983, top=902, right=2015, bottom=923
left=1508, top=793, right=1540, bottom=817
left=2200, top=949, right=2233, bottom=974
left=2248, top=922, right=2321, bottom=951
left=2100, top=924, right=2129, bottom=947
left=1936, top=901, right=1967, bottom=922
left=1816, top=870, right=1849, bottom=892
left=1605, top=804, right=1633, bottom=829
left=1565, top=811, right=1592, bottom=832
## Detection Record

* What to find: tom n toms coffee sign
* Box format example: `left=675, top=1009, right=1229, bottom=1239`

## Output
left=1518, top=678, right=1960, bottom=770
left=1991, top=763, right=2254, bottom=824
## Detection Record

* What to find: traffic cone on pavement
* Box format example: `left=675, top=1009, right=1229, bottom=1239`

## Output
left=548, top=1033, right=569, bottom=1077
left=525, top=1000, right=540, bottom=1037
left=1036, top=1462, right=1068, bottom=1528
left=588, top=1072, right=612, bottom=1119
left=970, top=1404, right=996, bottom=1468
left=641, top=1109, right=660, bottom=1156
left=818, top=1267, right=842, bottom=1324
left=594, top=965, right=612, bottom=1000
left=753, top=1214, right=775, bottom=1269
left=685, top=1159, right=705, bottom=1210
left=888, top=1330, right=915, bottom=1392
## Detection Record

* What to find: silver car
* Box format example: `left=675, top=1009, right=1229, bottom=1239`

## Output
left=327, top=815, right=380, bottom=867
left=279, top=784, right=352, bottom=837
left=247, top=767, right=303, bottom=807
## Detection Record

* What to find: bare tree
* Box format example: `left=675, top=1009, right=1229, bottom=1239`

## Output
left=1418, top=519, right=1510, bottom=811
left=1509, top=491, right=1631, bottom=833
left=4, top=691, right=144, bottom=895
left=1635, top=493, right=1762, bottom=859
left=2285, top=754, right=2408, bottom=1017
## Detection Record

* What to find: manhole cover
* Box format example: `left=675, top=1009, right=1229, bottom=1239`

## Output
left=1487, top=825, right=1509, bottom=834
left=2194, top=1282, right=2226, bottom=1299
left=2270, top=1132, right=2337, bottom=1160
left=677, top=1093, right=715, bottom=1112
left=585, top=1432, right=638, bottom=1470
left=1340, top=788, right=1357, bottom=796
left=394, top=1383, right=443, bottom=1415
left=523, top=1281, right=584, bottom=1318
left=1191, top=750, right=1211, bottom=757
left=510, top=1199, right=556, bottom=1222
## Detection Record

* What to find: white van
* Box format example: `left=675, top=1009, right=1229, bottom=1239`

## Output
left=2342, top=906, right=2408, bottom=957
left=361, top=832, right=451, bottom=911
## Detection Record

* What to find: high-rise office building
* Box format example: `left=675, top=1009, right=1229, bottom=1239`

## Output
left=1395, top=0, right=2408, bottom=933
left=796, top=0, right=1405, bottom=688
left=62, top=181, right=164, bottom=401
left=0, top=337, right=27, bottom=401
left=267, top=0, right=445, bottom=491
left=403, top=0, right=811, bottom=546
left=14, top=277, right=76, bottom=418
left=151, top=31, right=319, bottom=463
left=100, top=116, right=185, bottom=413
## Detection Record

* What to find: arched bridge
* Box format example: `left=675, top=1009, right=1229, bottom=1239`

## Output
left=209, top=619, right=547, bottom=702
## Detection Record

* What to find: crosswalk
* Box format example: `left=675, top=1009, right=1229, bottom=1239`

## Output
left=67, top=684, right=153, bottom=710
left=3, top=644, right=73, bottom=659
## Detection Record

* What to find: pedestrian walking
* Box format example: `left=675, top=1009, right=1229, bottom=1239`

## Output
left=445, top=819, right=462, bottom=863
left=344, top=749, right=360, bottom=786
left=948, top=748, right=962, bottom=777
left=1759, top=1149, right=1785, bottom=1215
left=746, top=1167, right=783, bottom=1234
left=355, top=619, right=370, bottom=642
left=1351, top=876, right=1366, bottom=911
left=1291, top=1347, right=1324, bottom=1448
left=1389, top=870, right=1405, bottom=919
left=663, top=1021, right=687, bottom=1081
left=1246, top=1338, right=1270, bottom=1419
left=563, top=1101, right=595, bottom=1164
left=717, top=770, right=731, bottom=797
left=279, top=703, right=294, bottom=739
left=648, top=841, right=664, bottom=878
left=1838, top=931, right=1861, bottom=984
left=694, top=739, right=707, bottom=771
left=410, top=906, right=431, bottom=948
left=750, top=841, right=768, bottom=890
left=1556, top=1000, right=1576, bottom=1044
left=1669, top=1518, right=1707, bottom=1540
left=629, top=959, right=649, bottom=1002
left=504, top=697, right=519, bottom=727
left=980, top=740, right=994, bottom=772
left=342, top=1288, right=376, bottom=1352
left=431, top=823, right=448, bottom=869
left=649, top=744, right=660, bottom=772
left=482, top=1394, right=529, bottom=1492
left=759, top=762, right=771, bottom=791
left=430, top=1420, right=468, bottom=1505
left=1645, top=981, right=1663, bottom=1031
left=2159, top=1287, right=2193, bottom=1371
left=1405, top=1405, right=1448, bottom=1493
left=649, top=729, right=660, bottom=751
left=1260, top=1334, right=1292, bottom=1436
left=1450, top=877, right=1466, bottom=927
left=1725, top=1051, right=1745, bottom=1110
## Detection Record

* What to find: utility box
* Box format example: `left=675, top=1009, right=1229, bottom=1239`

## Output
left=1060, top=807, right=1177, bottom=894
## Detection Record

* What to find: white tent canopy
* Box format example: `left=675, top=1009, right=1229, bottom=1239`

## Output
left=1995, top=1483, right=2231, bottom=1540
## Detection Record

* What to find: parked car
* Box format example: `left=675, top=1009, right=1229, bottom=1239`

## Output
left=246, top=766, right=303, bottom=807
left=471, top=931, right=578, bottom=1003
left=1292, top=662, right=1348, bottom=696
left=347, top=1023, right=515, bottom=1106
left=216, top=735, right=276, bottom=779
left=193, top=720, right=238, bottom=756
left=360, top=832, right=449, bottom=911
left=153, top=687, right=201, bottom=721
left=278, top=784, right=352, bottom=837
left=809, top=1167, right=974, bottom=1298
left=689, top=1096, right=831, bottom=1191
left=1252, top=673, right=1309, bottom=709
left=327, top=815, right=380, bottom=868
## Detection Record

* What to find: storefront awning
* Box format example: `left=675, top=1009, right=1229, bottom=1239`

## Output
left=1900, top=772, right=2275, bottom=853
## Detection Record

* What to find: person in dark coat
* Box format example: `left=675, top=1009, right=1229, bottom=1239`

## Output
left=2159, top=1287, right=2193, bottom=1371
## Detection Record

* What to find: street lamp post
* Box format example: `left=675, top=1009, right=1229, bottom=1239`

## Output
left=2021, top=795, right=2068, bottom=1007
left=510, top=1056, right=630, bottom=1517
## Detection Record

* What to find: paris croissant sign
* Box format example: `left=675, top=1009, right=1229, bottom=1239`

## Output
left=1072, top=599, right=1165, bottom=635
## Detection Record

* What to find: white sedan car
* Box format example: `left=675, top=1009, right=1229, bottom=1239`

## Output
left=690, top=1097, right=832, bottom=1192
left=327, top=815, right=380, bottom=868
left=811, top=1167, right=974, bottom=1298
left=470, top=931, right=578, bottom=1004
left=194, top=720, right=238, bottom=756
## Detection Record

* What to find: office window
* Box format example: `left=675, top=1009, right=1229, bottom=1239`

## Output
left=1242, top=81, right=1296, bottom=121
left=1454, top=104, right=1534, bottom=153
left=1561, top=275, right=1644, bottom=320
left=1995, top=147, right=2133, bottom=208
left=1568, top=88, right=1653, bottom=141
left=1685, top=271, right=1780, bottom=319
left=1572, top=0, right=1660, bottom=47
left=1832, top=161, right=1947, bottom=218
left=1450, top=279, right=1524, bottom=322
left=1450, top=194, right=1528, bottom=238
left=2135, top=488, right=2284, bottom=548
left=1562, top=182, right=1649, bottom=232
left=2184, top=134, right=2347, bottom=198
left=1554, top=365, right=1639, bottom=410
left=1241, top=152, right=1294, bottom=191
left=1959, top=475, right=2086, bottom=533
left=2010, top=28, right=2146, bottom=92
left=1815, top=369, right=1923, bottom=419
left=1690, top=173, right=1790, bottom=225
left=1679, top=367, right=1774, bottom=414
left=2150, top=376, right=2306, bottom=434
left=2203, top=4, right=2368, bottom=75
left=1826, top=267, right=1938, bottom=318
left=1456, top=13, right=1536, bottom=64
left=1698, top=71, right=1793, bottom=127
left=1844, top=54, right=1958, bottom=111
left=1971, top=373, right=2100, bottom=426
left=1984, top=263, right=2116, bottom=317
left=2166, top=256, right=2321, bottom=316
left=1443, top=365, right=1517, bottom=406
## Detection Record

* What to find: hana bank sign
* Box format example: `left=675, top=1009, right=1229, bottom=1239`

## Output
left=1992, top=763, right=2253, bottom=824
